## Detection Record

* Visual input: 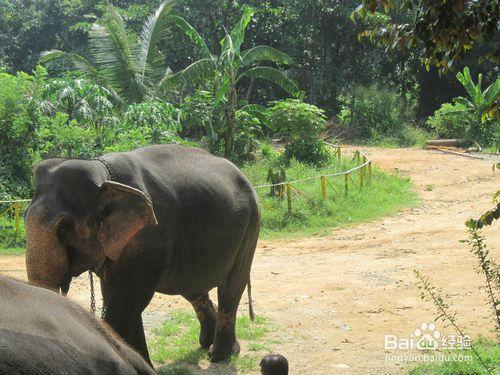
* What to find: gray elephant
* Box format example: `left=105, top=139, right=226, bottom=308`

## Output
left=0, top=274, right=155, bottom=374
left=25, top=144, right=261, bottom=364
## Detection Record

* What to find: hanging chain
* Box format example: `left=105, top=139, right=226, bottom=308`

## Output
left=88, top=270, right=96, bottom=315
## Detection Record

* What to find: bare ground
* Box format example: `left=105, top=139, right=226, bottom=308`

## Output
left=1, top=147, right=499, bottom=374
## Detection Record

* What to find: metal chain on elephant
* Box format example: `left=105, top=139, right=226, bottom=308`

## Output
left=88, top=271, right=96, bottom=315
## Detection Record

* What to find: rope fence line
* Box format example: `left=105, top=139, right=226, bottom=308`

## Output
left=254, top=143, right=373, bottom=214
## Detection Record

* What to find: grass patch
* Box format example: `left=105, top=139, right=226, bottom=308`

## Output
left=150, top=310, right=276, bottom=374
left=0, top=246, right=25, bottom=255
left=408, top=338, right=500, bottom=375
left=242, top=157, right=417, bottom=239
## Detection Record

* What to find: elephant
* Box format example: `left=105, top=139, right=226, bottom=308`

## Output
left=25, top=144, right=261, bottom=365
left=0, top=274, right=155, bottom=375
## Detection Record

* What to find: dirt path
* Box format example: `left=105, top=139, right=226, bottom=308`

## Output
left=1, top=147, right=499, bottom=374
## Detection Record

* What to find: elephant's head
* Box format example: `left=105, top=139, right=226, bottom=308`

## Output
left=25, top=158, right=157, bottom=294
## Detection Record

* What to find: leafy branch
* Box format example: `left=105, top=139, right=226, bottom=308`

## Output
left=414, top=270, right=492, bottom=374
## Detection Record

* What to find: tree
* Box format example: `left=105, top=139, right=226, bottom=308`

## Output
left=40, top=1, right=177, bottom=104
left=353, top=0, right=499, bottom=72
left=165, top=6, right=300, bottom=157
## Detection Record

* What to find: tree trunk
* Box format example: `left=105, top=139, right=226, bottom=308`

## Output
left=224, top=87, right=237, bottom=157
left=244, top=77, right=256, bottom=102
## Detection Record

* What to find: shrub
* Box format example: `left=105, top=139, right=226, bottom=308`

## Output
left=0, top=72, right=38, bottom=199
left=339, top=85, right=407, bottom=140
left=233, top=109, right=263, bottom=162
left=180, top=90, right=216, bottom=140
left=37, top=113, right=100, bottom=158
left=426, top=102, right=474, bottom=139
left=125, top=101, right=182, bottom=143
left=268, top=99, right=329, bottom=166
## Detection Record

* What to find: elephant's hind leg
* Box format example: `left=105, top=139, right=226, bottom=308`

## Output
left=210, top=227, right=258, bottom=362
left=183, top=292, right=217, bottom=349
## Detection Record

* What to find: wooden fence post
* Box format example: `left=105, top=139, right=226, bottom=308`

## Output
left=321, top=176, right=327, bottom=200
left=337, top=146, right=341, bottom=160
left=368, top=161, right=372, bottom=184
left=360, top=156, right=367, bottom=188
left=344, top=173, right=349, bottom=196
left=286, top=183, right=292, bottom=214
left=14, top=202, right=20, bottom=234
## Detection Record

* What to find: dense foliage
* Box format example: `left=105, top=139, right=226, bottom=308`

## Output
left=0, top=0, right=498, bottom=201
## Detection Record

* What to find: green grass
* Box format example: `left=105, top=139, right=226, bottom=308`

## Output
left=242, top=157, right=417, bottom=239
left=0, top=246, right=25, bottom=255
left=408, top=338, right=500, bottom=375
left=150, top=310, right=276, bottom=374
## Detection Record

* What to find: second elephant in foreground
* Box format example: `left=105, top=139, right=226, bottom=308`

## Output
left=0, top=275, right=154, bottom=375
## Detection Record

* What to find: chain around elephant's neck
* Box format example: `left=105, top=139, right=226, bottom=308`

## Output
left=96, top=157, right=114, bottom=181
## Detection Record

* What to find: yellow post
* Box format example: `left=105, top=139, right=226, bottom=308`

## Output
left=344, top=173, right=349, bottom=196
left=321, top=176, right=327, bottom=200
left=360, top=156, right=366, bottom=188
left=286, top=183, right=292, bottom=214
left=14, top=202, right=20, bottom=234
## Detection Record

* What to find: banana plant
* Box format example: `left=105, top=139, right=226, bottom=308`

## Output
left=163, top=6, right=301, bottom=157
left=40, top=1, right=177, bottom=104
left=454, top=67, right=500, bottom=123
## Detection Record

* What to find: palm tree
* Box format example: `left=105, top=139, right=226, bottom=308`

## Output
left=164, top=7, right=301, bottom=156
left=40, top=1, right=177, bottom=104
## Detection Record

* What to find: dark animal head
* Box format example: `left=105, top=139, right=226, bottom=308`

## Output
left=260, top=354, right=289, bottom=375
left=25, top=158, right=157, bottom=294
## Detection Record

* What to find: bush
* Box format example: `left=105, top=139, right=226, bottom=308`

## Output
left=268, top=99, right=329, bottom=166
left=339, top=85, right=407, bottom=140
left=426, top=102, right=474, bottom=139
left=125, top=101, right=182, bottom=143
left=37, top=113, right=100, bottom=158
left=0, top=72, right=38, bottom=199
left=233, top=109, right=263, bottom=162
left=180, top=90, right=215, bottom=140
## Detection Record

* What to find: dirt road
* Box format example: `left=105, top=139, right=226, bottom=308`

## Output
left=1, top=147, right=499, bottom=374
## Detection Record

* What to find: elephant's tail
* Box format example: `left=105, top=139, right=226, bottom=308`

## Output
left=247, top=278, right=255, bottom=321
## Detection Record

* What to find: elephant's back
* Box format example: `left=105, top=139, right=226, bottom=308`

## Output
left=104, top=144, right=258, bottom=212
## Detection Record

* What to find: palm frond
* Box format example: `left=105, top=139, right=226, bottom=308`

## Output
left=139, top=0, right=176, bottom=84
left=170, top=15, right=212, bottom=59
left=239, top=67, right=301, bottom=97
left=240, top=46, right=293, bottom=66
left=40, top=50, right=98, bottom=77
left=90, top=4, right=143, bottom=103
left=224, top=6, right=254, bottom=54
left=177, top=58, right=216, bottom=84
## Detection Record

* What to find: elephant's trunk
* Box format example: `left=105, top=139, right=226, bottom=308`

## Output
left=25, top=204, right=71, bottom=295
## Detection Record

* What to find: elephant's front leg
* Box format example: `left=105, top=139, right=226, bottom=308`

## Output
left=101, top=273, right=156, bottom=366
left=183, top=292, right=217, bottom=349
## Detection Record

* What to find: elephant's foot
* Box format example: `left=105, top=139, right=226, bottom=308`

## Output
left=209, top=340, right=240, bottom=362
left=199, top=322, right=216, bottom=349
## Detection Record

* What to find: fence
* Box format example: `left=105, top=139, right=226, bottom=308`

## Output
left=253, top=144, right=372, bottom=214
left=0, top=199, right=30, bottom=234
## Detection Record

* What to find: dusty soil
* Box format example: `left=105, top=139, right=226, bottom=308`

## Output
left=1, top=147, right=499, bottom=374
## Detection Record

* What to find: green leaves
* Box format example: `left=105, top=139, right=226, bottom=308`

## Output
left=240, top=67, right=300, bottom=98
left=40, top=1, right=178, bottom=104
left=454, top=67, right=500, bottom=123
left=170, top=15, right=212, bottom=60
left=139, top=0, right=176, bottom=85
left=241, top=46, right=293, bottom=67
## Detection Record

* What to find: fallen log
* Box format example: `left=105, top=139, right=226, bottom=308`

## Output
left=426, top=139, right=467, bottom=147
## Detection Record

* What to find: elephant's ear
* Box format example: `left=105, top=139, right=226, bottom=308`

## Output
left=97, top=181, right=158, bottom=261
